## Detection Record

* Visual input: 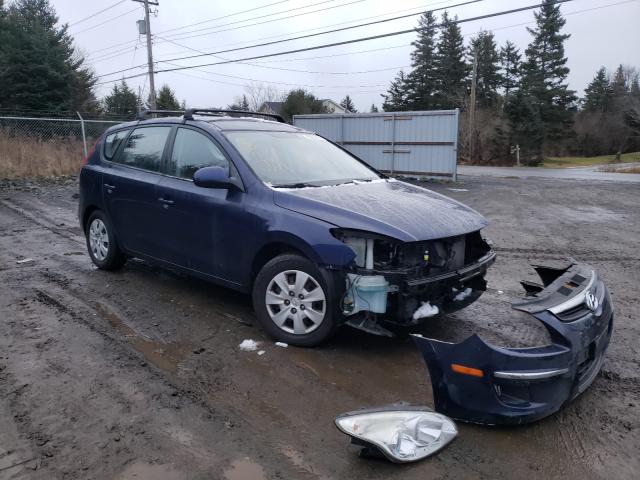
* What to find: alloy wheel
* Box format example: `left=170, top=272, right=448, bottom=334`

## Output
left=89, top=218, right=109, bottom=261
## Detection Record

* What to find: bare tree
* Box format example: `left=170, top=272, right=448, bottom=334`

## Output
left=241, top=82, right=284, bottom=111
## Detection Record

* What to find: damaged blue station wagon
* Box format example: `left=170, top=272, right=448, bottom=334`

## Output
left=79, top=110, right=612, bottom=424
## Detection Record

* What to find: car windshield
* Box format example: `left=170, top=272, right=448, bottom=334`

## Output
left=224, top=131, right=381, bottom=187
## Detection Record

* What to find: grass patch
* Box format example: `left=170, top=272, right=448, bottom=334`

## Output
left=0, top=131, right=85, bottom=179
left=544, top=152, right=640, bottom=168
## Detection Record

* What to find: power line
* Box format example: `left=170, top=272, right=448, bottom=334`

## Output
left=159, top=0, right=343, bottom=40
left=86, top=0, right=447, bottom=63
left=156, top=34, right=409, bottom=76
left=166, top=68, right=385, bottom=94
left=72, top=6, right=140, bottom=35
left=162, top=0, right=366, bottom=42
left=161, top=61, right=387, bottom=88
left=95, top=0, right=574, bottom=86
left=162, top=0, right=449, bottom=57
left=161, top=0, right=477, bottom=57
left=84, top=0, right=360, bottom=60
left=68, top=0, right=127, bottom=27
left=156, top=0, right=290, bottom=35
left=98, top=0, right=483, bottom=79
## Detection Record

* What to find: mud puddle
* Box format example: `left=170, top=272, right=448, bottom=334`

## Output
left=93, top=301, right=190, bottom=375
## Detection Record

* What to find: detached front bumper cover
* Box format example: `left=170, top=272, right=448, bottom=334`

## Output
left=413, top=262, right=613, bottom=425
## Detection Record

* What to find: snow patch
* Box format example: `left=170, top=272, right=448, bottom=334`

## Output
left=412, top=302, right=439, bottom=321
left=275, top=342, right=288, bottom=348
left=270, top=178, right=392, bottom=191
left=453, top=287, right=473, bottom=301
left=448, top=188, right=469, bottom=192
left=257, top=350, right=265, bottom=356
left=239, top=339, right=259, bottom=351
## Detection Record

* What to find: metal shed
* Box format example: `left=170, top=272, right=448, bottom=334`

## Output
left=293, top=110, right=459, bottom=180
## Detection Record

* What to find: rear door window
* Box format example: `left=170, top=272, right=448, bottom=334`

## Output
left=167, top=128, right=229, bottom=179
left=115, top=126, right=172, bottom=172
left=103, top=129, right=130, bottom=159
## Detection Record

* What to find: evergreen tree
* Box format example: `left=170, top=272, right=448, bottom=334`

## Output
left=582, top=67, right=612, bottom=112
left=434, top=11, right=468, bottom=109
left=0, top=0, right=97, bottom=112
left=631, top=77, right=640, bottom=98
left=499, top=40, right=521, bottom=99
left=281, top=89, right=327, bottom=122
left=370, top=104, right=379, bottom=113
left=150, top=84, right=181, bottom=110
left=340, top=95, right=357, bottom=113
left=103, top=81, right=139, bottom=116
left=504, top=90, right=545, bottom=163
left=520, top=0, right=577, bottom=144
left=405, top=11, right=438, bottom=110
left=468, top=30, right=502, bottom=108
left=610, top=65, right=628, bottom=98
left=382, top=70, right=410, bottom=111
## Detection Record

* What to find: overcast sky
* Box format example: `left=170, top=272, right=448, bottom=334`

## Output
left=52, top=0, right=639, bottom=110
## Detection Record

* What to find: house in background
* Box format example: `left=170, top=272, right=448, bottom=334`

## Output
left=259, top=101, right=284, bottom=116
left=320, top=99, right=347, bottom=114
left=258, top=99, right=347, bottom=116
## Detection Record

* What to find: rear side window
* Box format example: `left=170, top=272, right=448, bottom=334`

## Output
left=103, top=129, right=130, bottom=159
left=168, top=128, right=228, bottom=179
left=115, top=126, right=171, bottom=172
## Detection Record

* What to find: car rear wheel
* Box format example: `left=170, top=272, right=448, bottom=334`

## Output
left=85, top=211, right=126, bottom=270
left=252, top=254, right=339, bottom=346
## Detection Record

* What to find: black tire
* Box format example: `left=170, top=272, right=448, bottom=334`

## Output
left=252, top=254, right=340, bottom=347
left=85, top=210, right=126, bottom=271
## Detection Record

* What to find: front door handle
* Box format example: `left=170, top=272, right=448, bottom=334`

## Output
left=104, top=183, right=116, bottom=189
left=158, top=197, right=175, bottom=205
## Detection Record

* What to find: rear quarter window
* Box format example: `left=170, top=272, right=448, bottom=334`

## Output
left=114, top=126, right=172, bottom=172
left=103, top=129, right=130, bottom=160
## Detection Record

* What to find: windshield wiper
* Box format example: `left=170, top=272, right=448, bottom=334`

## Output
left=271, top=182, right=319, bottom=188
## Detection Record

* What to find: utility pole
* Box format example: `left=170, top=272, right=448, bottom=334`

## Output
left=133, top=0, right=158, bottom=109
left=468, top=49, right=478, bottom=163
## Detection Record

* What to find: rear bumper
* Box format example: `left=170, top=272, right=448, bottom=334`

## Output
left=412, top=263, right=613, bottom=425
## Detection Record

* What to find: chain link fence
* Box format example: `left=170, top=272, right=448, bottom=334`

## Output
left=0, top=113, right=131, bottom=179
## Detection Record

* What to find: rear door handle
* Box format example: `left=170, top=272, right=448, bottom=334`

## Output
left=158, top=197, right=175, bottom=205
left=104, top=183, right=116, bottom=189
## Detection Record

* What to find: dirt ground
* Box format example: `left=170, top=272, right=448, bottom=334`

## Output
left=0, top=175, right=638, bottom=479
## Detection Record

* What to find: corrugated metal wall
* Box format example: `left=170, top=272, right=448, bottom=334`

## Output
left=293, top=110, right=459, bottom=180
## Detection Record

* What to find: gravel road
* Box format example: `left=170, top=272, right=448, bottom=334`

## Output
left=0, top=175, right=638, bottom=479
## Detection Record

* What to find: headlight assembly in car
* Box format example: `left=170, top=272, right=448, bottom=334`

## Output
left=334, top=407, right=457, bottom=463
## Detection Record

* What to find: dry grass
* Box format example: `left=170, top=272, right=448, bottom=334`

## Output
left=599, top=166, right=640, bottom=174
left=0, top=131, right=85, bottom=179
left=544, top=152, right=640, bottom=168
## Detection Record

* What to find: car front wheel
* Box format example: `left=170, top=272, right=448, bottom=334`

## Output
left=252, top=254, right=339, bottom=347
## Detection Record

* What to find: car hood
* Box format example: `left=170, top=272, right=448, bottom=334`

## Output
left=273, top=179, right=488, bottom=241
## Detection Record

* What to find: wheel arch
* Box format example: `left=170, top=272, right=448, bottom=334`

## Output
left=82, top=204, right=101, bottom=233
left=250, top=241, right=308, bottom=289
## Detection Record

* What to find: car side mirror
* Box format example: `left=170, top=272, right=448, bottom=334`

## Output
left=193, top=166, right=235, bottom=189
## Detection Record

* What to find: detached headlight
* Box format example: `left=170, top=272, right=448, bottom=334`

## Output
left=334, top=407, right=457, bottom=463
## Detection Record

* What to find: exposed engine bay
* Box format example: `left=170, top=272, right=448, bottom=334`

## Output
left=333, top=229, right=495, bottom=333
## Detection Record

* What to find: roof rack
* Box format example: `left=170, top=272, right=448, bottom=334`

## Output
left=136, top=109, right=185, bottom=120
left=183, top=109, right=285, bottom=123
